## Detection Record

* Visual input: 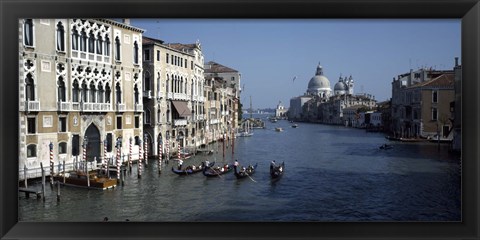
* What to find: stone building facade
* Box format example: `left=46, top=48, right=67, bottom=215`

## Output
left=19, top=19, right=144, bottom=179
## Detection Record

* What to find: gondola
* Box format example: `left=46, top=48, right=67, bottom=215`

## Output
left=270, top=161, right=284, bottom=179
left=233, top=163, right=257, bottom=179
left=171, top=161, right=214, bottom=175
left=203, top=163, right=233, bottom=177
left=379, top=144, right=393, bottom=150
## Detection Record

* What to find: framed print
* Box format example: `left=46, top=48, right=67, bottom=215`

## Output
left=1, top=0, right=479, bottom=240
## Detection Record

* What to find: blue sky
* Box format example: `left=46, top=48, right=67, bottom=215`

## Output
left=131, top=19, right=461, bottom=109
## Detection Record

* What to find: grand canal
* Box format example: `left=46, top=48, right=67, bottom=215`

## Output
left=19, top=117, right=461, bottom=222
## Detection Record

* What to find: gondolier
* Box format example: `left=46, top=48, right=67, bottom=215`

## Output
left=177, top=159, right=183, bottom=170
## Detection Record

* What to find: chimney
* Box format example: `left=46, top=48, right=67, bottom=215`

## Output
left=123, top=19, right=130, bottom=25
left=455, top=57, right=459, bottom=67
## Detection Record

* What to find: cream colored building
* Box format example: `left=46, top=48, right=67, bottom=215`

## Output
left=142, top=37, right=206, bottom=157
left=19, top=19, right=144, bottom=179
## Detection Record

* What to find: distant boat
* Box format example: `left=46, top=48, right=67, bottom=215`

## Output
left=379, top=144, right=393, bottom=150
left=275, top=127, right=283, bottom=132
left=270, top=161, right=284, bottom=179
left=171, top=161, right=214, bottom=175
left=203, top=163, right=233, bottom=177
left=291, top=124, right=298, bottom=128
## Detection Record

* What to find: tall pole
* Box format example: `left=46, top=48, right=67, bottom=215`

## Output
left=116, top=138, right=121, bottom=183
left=158, top=137, right=162, bottom=174
left=103, top=139, right=108, bottom=175
left=138, top=139, right=142, bottom=178
left=49, top=142, right=54, bottom=185
left=129, top=137, right=133, bottom=173
left=144, top=134, right=148, bottom=168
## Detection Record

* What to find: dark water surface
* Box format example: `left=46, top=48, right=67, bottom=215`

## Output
left=19, top=119, right=461, bottom=222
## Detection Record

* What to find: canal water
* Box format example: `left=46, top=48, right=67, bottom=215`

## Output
left=19, top=118, right=461, bottom=222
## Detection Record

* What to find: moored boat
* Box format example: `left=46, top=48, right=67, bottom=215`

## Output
left=53, top=171, right=117, bottom=190
left=233, top=163, right=257, bottom=179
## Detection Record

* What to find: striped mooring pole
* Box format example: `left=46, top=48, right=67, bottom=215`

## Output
left=129, top=137, right=133, bottom=173
left=116, top=140, right=121, bottom=182
left=166, top=139, right=170, bottom=164
left=158, top=140, right=162, bottom=173
left=103, top=139, right=108, bottom=175
left=138, top=139, right=143, bottom=178
left=49, top=142, right=54, bottom=184
left=144, top=135, right=148, bottom=168
left=177, top=140, right=181, bottom=160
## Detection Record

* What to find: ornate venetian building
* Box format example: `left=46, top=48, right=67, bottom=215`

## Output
left=19, top=19, right=144, bottom=179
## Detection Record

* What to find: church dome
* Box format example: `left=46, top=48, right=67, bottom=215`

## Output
left=307, top=64, right=331, bottom=90
left=334, top=81, right=347, bottom=91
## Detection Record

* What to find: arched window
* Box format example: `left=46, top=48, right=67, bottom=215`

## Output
left=115, top=83, right=121, bottom=103
left=27, top=144, right=37, bottom=158
left=89, top=82, right=96, bottom=103
left=105, top=83, right=111, bottom=103
left=80, top=30, right=87, bottom=52
left=166, top=75, right=169, bottom=93
left=25, top=73, right=35, bottom=101
left=97, top=84, right=104, bottom=103
left=115, top=36, right=121, bottom=61
left=145, top=109, right=151, bottom=124
left=56, top=21, right=65, bottom=51
left=88, top=31, right=95, bottom=53
left=57, top=77, right=66, bottom=102
left=144, top=72, right=151, bottom=91
left=72, top=80, right=79, bottom=102
left=72, top=27, right=79, bottom=50
left=96, top=33, right=103, bottom=55
left=81, top=81, right=87, bottom=102
left=134, top=84, right=139, bottom=104
left=58, top=142, right=67, bottom=154
left=24, top=19, right=34, bottom=46
left=133, top=41, right=139, bottom=64
left=104, top=36, right=110, bottom=56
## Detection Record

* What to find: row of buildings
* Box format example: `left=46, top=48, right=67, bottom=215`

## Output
left=288, top=59, right=461, bottom=152
left=19, top=19, right=242, bottom=179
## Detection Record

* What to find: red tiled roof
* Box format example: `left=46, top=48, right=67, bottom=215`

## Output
left=204, top=61, right=238, bottom=73
left=409, top=73, right=454, bottom=88
left=142, top=36, right=164, bottom=45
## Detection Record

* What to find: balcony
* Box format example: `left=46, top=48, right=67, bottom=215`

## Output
left=143, top=90, right=152, bottom=99
left=72, top=102, right=81, bottom=111
left=174, top=119, right=187, bottom=126
left=192, top=95, right=198, bottom=101
left=57, top=102, right=71, bottom=111
left=173, top=93, right=188, bottom=100
left=156, top=91, right=163, bottom=100
left=134, top=103, right=143, bottom=112
left=198, top=96, right=205, bottom=102
left=25, top=100, right=40, bottom=112
left=116, top=103, right=126, bottom=112
left=210, top=118, right=220, bottom=124
left=81, top=102, right=111, bottom=112
left=167, top=92, right=173, bottom=99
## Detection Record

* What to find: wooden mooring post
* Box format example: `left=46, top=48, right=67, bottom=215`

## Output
left=40, top=162, right=46, bottom=201
left=24, top=164, right=28, bottom=188
left=56, top=181, right=61, bottom=202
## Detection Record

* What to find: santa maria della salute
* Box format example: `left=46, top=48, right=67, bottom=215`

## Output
left=289, top=63, right=377, bottom=127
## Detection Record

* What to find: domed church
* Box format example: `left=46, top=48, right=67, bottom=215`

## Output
left=307, top=63, right=332, bottom=99
left=334, top=75, right=354, bottom=96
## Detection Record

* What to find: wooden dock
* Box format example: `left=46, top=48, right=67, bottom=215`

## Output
left=19, top=187, right=42, bottom=199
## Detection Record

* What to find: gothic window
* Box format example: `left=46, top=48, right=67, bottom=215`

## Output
left=115, top=83, right=121, bottom=103
left=72, top=80, right=79, bottom=102
left=72, top=27, right=79, bottom=50
left=133, top=41, right=139, bottom=64
left=144, top=72, right=151, bottom=91
left=27, top=144, right=37, bottom=158
left=81, top=81, right=87, bottom=102
left=97, top=84, right=104, bottom=103
left=145, top=109, right=151, bottom=124
left=57, top=77, right=66, bottom=102
left=115, top=36, right=121, bottom=61
left=25, top=73, right=35, bottom=101
left=89, top=82, right=96, bottom=103
left=134, top=84, right=139, bottom=104
left=56, top=21, right=65, bottom=51
left=88, top=31, right=95, bottom=53
left=105, top=83, right=111, bottom=103
left=24, top=19, right=34, bottom=46
left=104, top=36, right=110, bottom=56
left=80, top=30, right=87, bottom=52
left=166, top=75, right=169, bottom=93
left=96, top=33, right=103, bottom=55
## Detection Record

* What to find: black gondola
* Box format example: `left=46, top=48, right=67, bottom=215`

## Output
left=379, top=144, right=393, bottom=150
left=233, top=163, right=257, bottom=179
left=270, top=161, right=284, bottom=179
left=203, top=163, right=233, bottom=177
left=172, top=162, right=214, bottom=175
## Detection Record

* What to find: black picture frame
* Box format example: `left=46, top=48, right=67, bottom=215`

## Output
left=1, top=0, right=479, bottom=239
